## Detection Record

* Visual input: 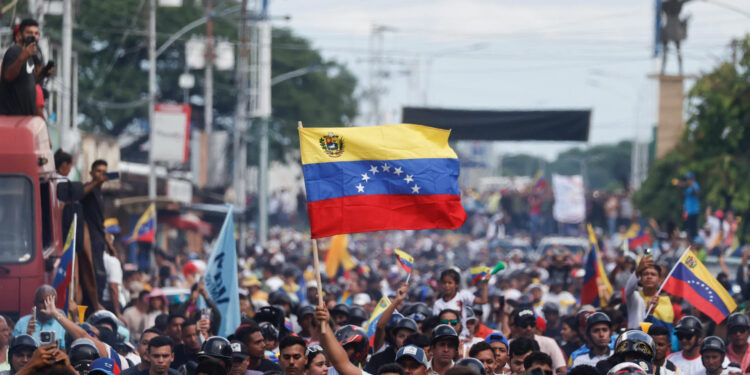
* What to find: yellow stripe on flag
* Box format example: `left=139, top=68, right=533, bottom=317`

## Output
left=365, top=296, right=391, bottom=333
left=679, top=251, right=737, bottom=311
left=325, top=235, right=356, bottom=277
left=394, top=249, right=414, bottom=264
left=588, top=224, right=613, bottom=304
left=298, top=124, right=457, bottom=165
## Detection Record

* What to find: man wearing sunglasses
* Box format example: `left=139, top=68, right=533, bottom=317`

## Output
left=725, top=313, right=750, bottom=373
left=667, top=316, right=715, bottom=375
left=510, top=310, right=566, bottom=375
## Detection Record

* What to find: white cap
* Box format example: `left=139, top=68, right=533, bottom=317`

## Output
left=353, top=293, right=372, bottom=306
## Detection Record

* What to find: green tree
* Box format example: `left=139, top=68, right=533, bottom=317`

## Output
left=635, top=36, right=750, bottom=242
left=42, top=0, right=356, bottom=163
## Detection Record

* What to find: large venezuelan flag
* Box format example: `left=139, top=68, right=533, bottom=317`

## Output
left=662, top=250, right=736, bottom=323
left=299, top=124, right=467, bottom=238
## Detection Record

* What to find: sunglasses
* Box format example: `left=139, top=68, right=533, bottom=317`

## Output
left=676, top=333, right=695, bottom=341
left=517, top=321, right=536, bottom=329
left=306, top=344, right=324, bottom=356
left=732, top=327, right=749, bottom=334
left=440, top=319, right=459, bottom=325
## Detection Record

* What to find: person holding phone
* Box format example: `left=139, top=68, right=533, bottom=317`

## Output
left=81, top=159, right=112, bottom=304
left=0, top=19, right=40, bottom=116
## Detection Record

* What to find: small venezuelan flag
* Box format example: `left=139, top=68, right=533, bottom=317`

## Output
left=662, top=250, right=736, bottom=323
left=470, top=266, right=491, bottom=285
left=298, top=124, right=467, bottom=239
left=394, top=249, right=414, bottom=274
left=126, top=204, right=156, bottom=243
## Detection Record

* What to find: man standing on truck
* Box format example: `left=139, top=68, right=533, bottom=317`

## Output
left=0, top=19, right=40, bottom=116
left=81, top=159, right=111, bottom=304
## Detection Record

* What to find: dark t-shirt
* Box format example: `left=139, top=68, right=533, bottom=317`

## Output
left=81, top=185, right=106, bottom=240
left=172, top=344, right=199, bottom=369
left=0, top=45, right=37, bottom=115
left=364, top=346, right=396, bottom=374
left=249, top=358, right=281, bottom=373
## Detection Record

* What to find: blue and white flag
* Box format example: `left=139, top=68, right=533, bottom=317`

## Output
left=204, top=207, right=241, bottom=336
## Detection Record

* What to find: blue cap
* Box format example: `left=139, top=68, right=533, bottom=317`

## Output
left=396, top=345, right=428, bottom=367
left=685, top=172, right=695, bottom=179
left=484, top=332, right=508, bottom=348
left=89, top=358, right=117, bottom=375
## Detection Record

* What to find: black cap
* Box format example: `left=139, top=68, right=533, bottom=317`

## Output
left=230, top=340, right=248, bottom=360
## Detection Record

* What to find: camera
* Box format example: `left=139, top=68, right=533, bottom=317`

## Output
left=24, top=35, right=36, bottom=46
left=40, top=330, right=55, bottom=346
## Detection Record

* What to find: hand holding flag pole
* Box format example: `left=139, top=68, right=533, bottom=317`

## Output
left=645, top=247, right=690, bottom=317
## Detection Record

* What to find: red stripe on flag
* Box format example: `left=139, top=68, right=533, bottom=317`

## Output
left=662, top=277, right=727, bottom=323
left=307, top=194, right=466, bottom=239
left=580, top=276, right=599, bottom=306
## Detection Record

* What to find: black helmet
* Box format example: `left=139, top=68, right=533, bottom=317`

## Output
left=675, top=315, right=702, bottom=336
left=408, top=285, right=435, bottom=303
left=431, top=324, right=459, bottom=346
left=727, top=313, right=750, bottom=330
left=456, top=358, right=486, bottom=375
left=87, top=310, right=122, bottom=331
left=585, top=312, right=612, bottom=335
left=407, top=313, right=428, bottom=323
left=199, top=336, right=233, bottom=368
left=394, top=317, right=419, bottom=333
left=335, top=325, right=369, bottom=365
left=69, top=338, right=99, bottom=373
left=259, top=321, right=279, bottom=342
left=297, top=304, right=316, bottom=318
left=348, top=306, right=368, bottom=325
left=411, top=302, right=433, bottom=319
left=331, top=303, right=350, bottom=318
left=614, top=330, right=655, bottom=362
left=387, top=312, right=404, bottom=330
left=254, top=305, right=286, bottom=330
left=700, top=336, right=726, bottom=354
left=268, top=290, right=293, bottom=307
left=9, top=334, right=38, bottom=357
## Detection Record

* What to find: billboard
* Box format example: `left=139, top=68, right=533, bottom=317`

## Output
left=153, top=103, right=191, bottom=163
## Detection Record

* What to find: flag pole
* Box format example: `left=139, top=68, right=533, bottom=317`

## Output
left=70, top=214, right=77, bottom=312
left=645, top=246, right=690, bottom=316
left=405, top=272, right=411, bottom=284
left=299, top=120, right=327, bottom=335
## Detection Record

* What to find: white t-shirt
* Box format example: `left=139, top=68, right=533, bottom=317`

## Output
left=433, top=290, right=475, bottom=316
left=571, top=350, right=611, bottom=368
left=102, top=252, right=124, bottom=305
left=667, top=351, right=730, bottom=375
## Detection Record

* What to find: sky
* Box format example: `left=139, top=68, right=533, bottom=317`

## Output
left=269, top=0, right=750, bottom=159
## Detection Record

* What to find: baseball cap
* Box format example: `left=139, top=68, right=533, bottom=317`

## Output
left=396, top=345, right=428, bottom=367
left=513, top=309, right=536, bottom=324
left=230, top=340, right=248, bottom=360
left=89, top=358, right=119, bottom=375
left=484, top=332, right=508, bottom=348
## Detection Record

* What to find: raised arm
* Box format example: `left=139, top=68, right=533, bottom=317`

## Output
left=373, top=283, right=407, bottom=351
left=315, top=305, right=362, bottom=375
left=40, top=295, right=109, bottom=358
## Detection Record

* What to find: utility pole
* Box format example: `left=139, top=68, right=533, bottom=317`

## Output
left=204, top=0, right=214, bottom=135
left=234, top=0, right=249, bottom=254
left=148, top=0, right=157, bottom=199
left=60, top=0, right=72, bottom=149
left=256, top=19, right=271, bottom=246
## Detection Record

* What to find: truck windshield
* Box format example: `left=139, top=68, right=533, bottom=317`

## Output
left=0, top=176, right=34, bottom=263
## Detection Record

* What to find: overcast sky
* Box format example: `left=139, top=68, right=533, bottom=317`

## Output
left=269, top=0, right=750, bottom=159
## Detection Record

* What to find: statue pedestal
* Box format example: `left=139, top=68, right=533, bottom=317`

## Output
left=649, top=74, right=686, bottom=159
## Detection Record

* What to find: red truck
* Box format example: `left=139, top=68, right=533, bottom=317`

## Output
left=0, top=116, right=65, bottom=318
